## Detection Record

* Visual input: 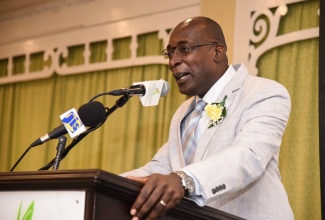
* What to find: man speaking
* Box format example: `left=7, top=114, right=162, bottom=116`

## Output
left=122, top=16, right=294, bottom=220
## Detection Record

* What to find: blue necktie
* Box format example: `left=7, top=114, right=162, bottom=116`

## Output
left=182, top=100, right=207, bottom=165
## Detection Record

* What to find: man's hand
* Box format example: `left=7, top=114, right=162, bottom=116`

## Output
left=126, top=173, right=185, bottom=220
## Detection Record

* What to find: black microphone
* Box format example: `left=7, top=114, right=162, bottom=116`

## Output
left=30, top=101, right=106, bottom=147
left=108, top=80, right=170, bottom=97
left=108, top=84, right=146, bottom=96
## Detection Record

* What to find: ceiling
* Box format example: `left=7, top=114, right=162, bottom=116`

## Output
left=0, top=0, right=89, bottom=21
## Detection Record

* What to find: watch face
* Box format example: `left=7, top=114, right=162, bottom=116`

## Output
left=185, top=176, right=195, bottom=194
left=175, top=171, right=195, bottom=195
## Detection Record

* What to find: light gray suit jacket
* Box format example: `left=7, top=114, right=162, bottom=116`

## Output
left=122, top=64, right=294, bottom=219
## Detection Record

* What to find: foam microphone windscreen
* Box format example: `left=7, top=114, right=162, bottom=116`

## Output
left=160, top=81, right=170, bottom=97
left=78, top=101, right=106, bottom=127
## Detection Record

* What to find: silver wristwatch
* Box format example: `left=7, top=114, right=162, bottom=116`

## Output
left=173, top=171, right=195, bottom=196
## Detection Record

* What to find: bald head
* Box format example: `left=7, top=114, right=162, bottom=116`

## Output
left=173, top=16, right=227, bottom=50
left=167, top=16, right=229, bottom=98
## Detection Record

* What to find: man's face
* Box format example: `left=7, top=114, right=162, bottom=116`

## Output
left=167, top=23, right=220, bottom=98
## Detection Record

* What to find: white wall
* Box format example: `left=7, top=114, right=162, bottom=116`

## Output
left=0, top=0, right=200, bottom=45
left=0, top=0, right=201, bottom=84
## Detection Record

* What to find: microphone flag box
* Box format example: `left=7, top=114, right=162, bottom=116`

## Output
left=60, top=108, right=86, bottom=138
left=133, top=79, right=165, bottom=107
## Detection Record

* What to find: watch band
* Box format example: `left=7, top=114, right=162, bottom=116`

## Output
left=173, top=171, right=195, bottom=196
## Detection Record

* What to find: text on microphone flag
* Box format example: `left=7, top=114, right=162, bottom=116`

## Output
left=133, top=79, right=168, bottom=107
left=60, top=108, right=87, bottom=138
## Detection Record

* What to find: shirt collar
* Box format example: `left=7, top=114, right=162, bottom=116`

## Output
left=196, top=64, right=236, bottom=104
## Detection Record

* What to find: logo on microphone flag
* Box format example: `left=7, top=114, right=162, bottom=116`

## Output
left=60, top=108, right=86, bottom=138
left=133, top=79, right=165, bottom=107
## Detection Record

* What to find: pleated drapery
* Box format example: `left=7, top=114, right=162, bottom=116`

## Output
left=0, top=2, right=320, bottom=218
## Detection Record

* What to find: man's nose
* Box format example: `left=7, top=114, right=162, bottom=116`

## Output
left=168, top=53, right=182, bottom=69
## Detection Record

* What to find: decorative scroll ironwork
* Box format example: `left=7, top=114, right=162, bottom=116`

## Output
left=234, top=0, right=319, bottom=75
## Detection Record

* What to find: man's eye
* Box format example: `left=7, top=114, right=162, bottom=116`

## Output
left=178, top=45, right=190, bottom=53
left=167, top=49, right=174, bottom=54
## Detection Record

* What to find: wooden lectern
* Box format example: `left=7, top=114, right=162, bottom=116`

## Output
left=0, top=169, right=244, bottom=220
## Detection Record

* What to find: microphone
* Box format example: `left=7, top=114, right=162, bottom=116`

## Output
left=30, top=101, right=106, bottom=147
left=108, top=84, right=146, bottom=96
left=108, top=80, right=170, bottom=107
left=108, top=80, right=170, bottom=97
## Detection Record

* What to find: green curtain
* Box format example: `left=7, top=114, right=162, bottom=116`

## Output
left=0, top=2, right=321, bottom=218
left=256, top=0, right=320, bottom=219
left=0, top=32, right=187, bottom=174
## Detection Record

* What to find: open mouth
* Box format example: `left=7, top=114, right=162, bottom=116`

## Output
left=175, top=72, right=190, bottom=81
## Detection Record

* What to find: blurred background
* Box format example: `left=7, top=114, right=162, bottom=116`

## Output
left=0, top=0, right=320, bottom=219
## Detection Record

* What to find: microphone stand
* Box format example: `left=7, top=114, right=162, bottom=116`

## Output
left=53, top=135, right=67, bottom=170
left=39, top=95, right=131, bottom=171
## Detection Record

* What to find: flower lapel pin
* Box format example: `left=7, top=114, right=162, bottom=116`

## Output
left=204, top=95, right=227, bottom=128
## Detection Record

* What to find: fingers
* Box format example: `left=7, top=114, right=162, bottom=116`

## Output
left=159, top=200, right=167, bottom=207
left=131, top=180, right=157, bottom=219
left=130, top=173, right=185, bottom=220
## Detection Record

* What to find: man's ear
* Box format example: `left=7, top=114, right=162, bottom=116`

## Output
left=213, top=45, right=226, bottom=62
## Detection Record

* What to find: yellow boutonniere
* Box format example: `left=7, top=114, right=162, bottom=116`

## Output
left=204, top=95, right=227, bottom=128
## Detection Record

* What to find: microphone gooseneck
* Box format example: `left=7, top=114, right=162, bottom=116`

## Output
left=12, top=80, right=168, bottom=172
left=107, top=81, right=170, bottom=97
left=30, top=101, right=106, bottom=148
left=10, top=101, right=107, bottom=172
left=108, top=84, right=146, bottom=96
